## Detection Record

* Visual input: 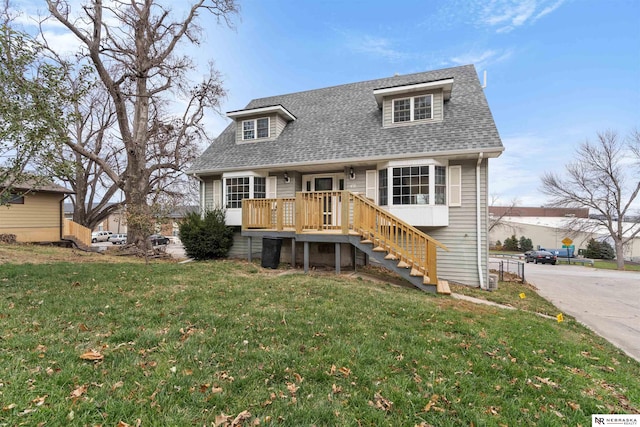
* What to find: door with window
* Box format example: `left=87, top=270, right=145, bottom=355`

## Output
left=303, top=174, right=345, bottom=227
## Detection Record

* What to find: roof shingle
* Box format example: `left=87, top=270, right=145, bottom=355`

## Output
left=190, top=64, right=503, bottom=173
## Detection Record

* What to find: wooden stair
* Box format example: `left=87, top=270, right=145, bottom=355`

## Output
left=350, top=235, right=449, bottom=294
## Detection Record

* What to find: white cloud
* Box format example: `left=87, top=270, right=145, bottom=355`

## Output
left=448, top=48, right=513, bottom=69
left=478, top=0, right=566, bottom=33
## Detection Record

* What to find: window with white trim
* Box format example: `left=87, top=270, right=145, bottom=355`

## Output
left=225, top=176, right=267, bottom=208
left=226, top=177, right=249, bottom=208
left=392, top=95, right=432, bottom=123
left=242, top=117, right=269, bottom=140
left=378, top=164, right=449, bottom=206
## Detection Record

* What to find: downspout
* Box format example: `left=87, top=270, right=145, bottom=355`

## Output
left=477, top=153, right=485, bottom=290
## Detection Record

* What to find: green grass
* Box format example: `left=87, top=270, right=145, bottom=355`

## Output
left=592, top=260, right=640, bottom=271
left=1, top=252, right=639, bottom=426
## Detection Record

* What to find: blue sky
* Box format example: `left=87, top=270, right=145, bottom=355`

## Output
left=199, top=0, right=640, bottom=206
left=17, top=0, right=640, bottom=207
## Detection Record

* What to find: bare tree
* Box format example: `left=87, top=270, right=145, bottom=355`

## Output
left=541, top=130, right=640, bottom=269
left=489, top=195, right=521, bottom=232
left=45, top=0, right=237, bottom=247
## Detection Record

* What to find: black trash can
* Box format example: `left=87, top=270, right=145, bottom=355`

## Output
left=261, top=237, right=282, bottom=269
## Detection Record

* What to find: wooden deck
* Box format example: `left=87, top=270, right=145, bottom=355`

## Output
left=242, top=191, right=449, bottom=291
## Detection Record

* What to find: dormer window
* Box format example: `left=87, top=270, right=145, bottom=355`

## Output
left=227, top=105, right=296, bottom=144
left=243, top=118, right=269, bottom=140
left=392, top=95, right=432, bottom=123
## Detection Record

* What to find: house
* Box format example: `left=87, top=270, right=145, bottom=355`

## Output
left=63, top=203, right=128, bottom=234
left=188, top=65, right=504, bottom=289
left=0, top=181, right=90, bottom=245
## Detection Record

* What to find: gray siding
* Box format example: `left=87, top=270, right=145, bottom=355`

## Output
left=228, top=230, right=263, bottom=258
left=382, top=89, right=444, bottom=128
left=234, top=113, right=279, bottom=143
left=426, top=159, right=488, bottom=287
left=343, top=166, right=367, bottom=194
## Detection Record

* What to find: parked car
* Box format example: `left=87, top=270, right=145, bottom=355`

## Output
left=525, top=250, right=557, bottom=265
left=91, top=231, right=113, bottom=243
left=108, top=233, right=127, bottom=245
left=148, top=234, right=170, bottom=246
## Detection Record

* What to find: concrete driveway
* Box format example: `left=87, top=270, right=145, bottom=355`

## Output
left=522, top=262, right=640, bottom=362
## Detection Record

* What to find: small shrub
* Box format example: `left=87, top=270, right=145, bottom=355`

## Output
left=519, top=236, right=533, bottom=252
left=599, top=240, right=615, bottom=260
left=179, top=208, right=234, bottom=260
left=503, top=235, right=519, bottom=251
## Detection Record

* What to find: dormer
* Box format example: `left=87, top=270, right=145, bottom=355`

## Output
left=373, top=78, right=453, bottom=128
left=227, top=104, right=296, bottom=144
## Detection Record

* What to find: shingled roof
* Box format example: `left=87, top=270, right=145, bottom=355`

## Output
left=189, top=64, right=503, bottom=174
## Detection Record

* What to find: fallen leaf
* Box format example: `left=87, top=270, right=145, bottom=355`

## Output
left=286, top=382, right=299, bottom=396
left=370, top=392, right=393, bottom=411
left=231, top=410, right=252, bottom=426
left=215, top=413, right=231, bottom=426
left=70, top=385, right=87, bottom=398
left=32, top=395, right=47, bottom=406
left=79, top=350, right=104, bottom=361
left=339, top=367, right=351, bottom=377
left=3, top=403, right=17, bottom=411
left=112, top=381, right=124, bottom=391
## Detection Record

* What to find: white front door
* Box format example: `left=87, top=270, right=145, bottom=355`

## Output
left=302, top=173, right=345, bottom=227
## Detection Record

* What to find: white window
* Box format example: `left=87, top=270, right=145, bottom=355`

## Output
left=392, top=95, right=432, bottom=123
left=378, top=163, right=452, bottom=206
left=242, top=117, right=270, bottom=140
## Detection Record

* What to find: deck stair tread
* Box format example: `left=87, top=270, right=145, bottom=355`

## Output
left=437, top=279, right=451, bottom=295
left=372, top=246, right=386, bottom=252
left=397, top=261, right=410, bottom=268
left=410, top=268, right=424, bottom=277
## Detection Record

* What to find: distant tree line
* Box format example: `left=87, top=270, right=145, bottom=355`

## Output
left=493, top=235, right=533, bottom=252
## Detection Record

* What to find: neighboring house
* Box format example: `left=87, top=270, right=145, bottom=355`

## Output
left=1, top=181, right=74, bottom=243
left=188, top=65, right=504, bottom=289
left=63, top=203, right=128, bottom=234
left=489, top=211, right=640, bottom=261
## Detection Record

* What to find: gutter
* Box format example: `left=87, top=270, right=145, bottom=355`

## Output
left=185, top=147, right=505, bottom=176
left=477, top=153, right=485, bottom=290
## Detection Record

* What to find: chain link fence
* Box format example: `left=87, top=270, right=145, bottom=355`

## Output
left=489, top=258, right=525, bottom=283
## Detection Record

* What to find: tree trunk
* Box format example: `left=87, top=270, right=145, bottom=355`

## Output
left=615, top=239, right=625, bottom=270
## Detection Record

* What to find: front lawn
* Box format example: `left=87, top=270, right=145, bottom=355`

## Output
left=0, top=246, right=638, bottom=426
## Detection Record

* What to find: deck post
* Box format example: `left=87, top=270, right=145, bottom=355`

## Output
left=276, top=199, right=283, bottom=230
left=291, top=238, right=296, bottom=268
left=335, top=242, right=341, bottom=274
left=341, top=190, right=349, bottom=234
left=303, top=241, right=309, bottom=273
left=247, top=236, right=253, bottom=263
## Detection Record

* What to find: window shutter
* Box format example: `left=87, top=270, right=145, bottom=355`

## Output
left=365, top=170, right=377, bottom=202
left=213, top=179, right=222, bottom=209
left=448, top=165, right=462, bottom=207
left=266, top=176, right=277, bottom=199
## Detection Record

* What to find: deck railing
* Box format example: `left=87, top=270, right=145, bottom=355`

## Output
left=242, top=191, right=447, bottom=284
left=62, top=219, right=92, bottom=247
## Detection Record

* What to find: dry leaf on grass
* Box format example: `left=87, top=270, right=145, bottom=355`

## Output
left=370, top=392, right=393, bottom=411
left=70, top=385, right=87, bottom=398
left=79, top=350, right=104, bottom=361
